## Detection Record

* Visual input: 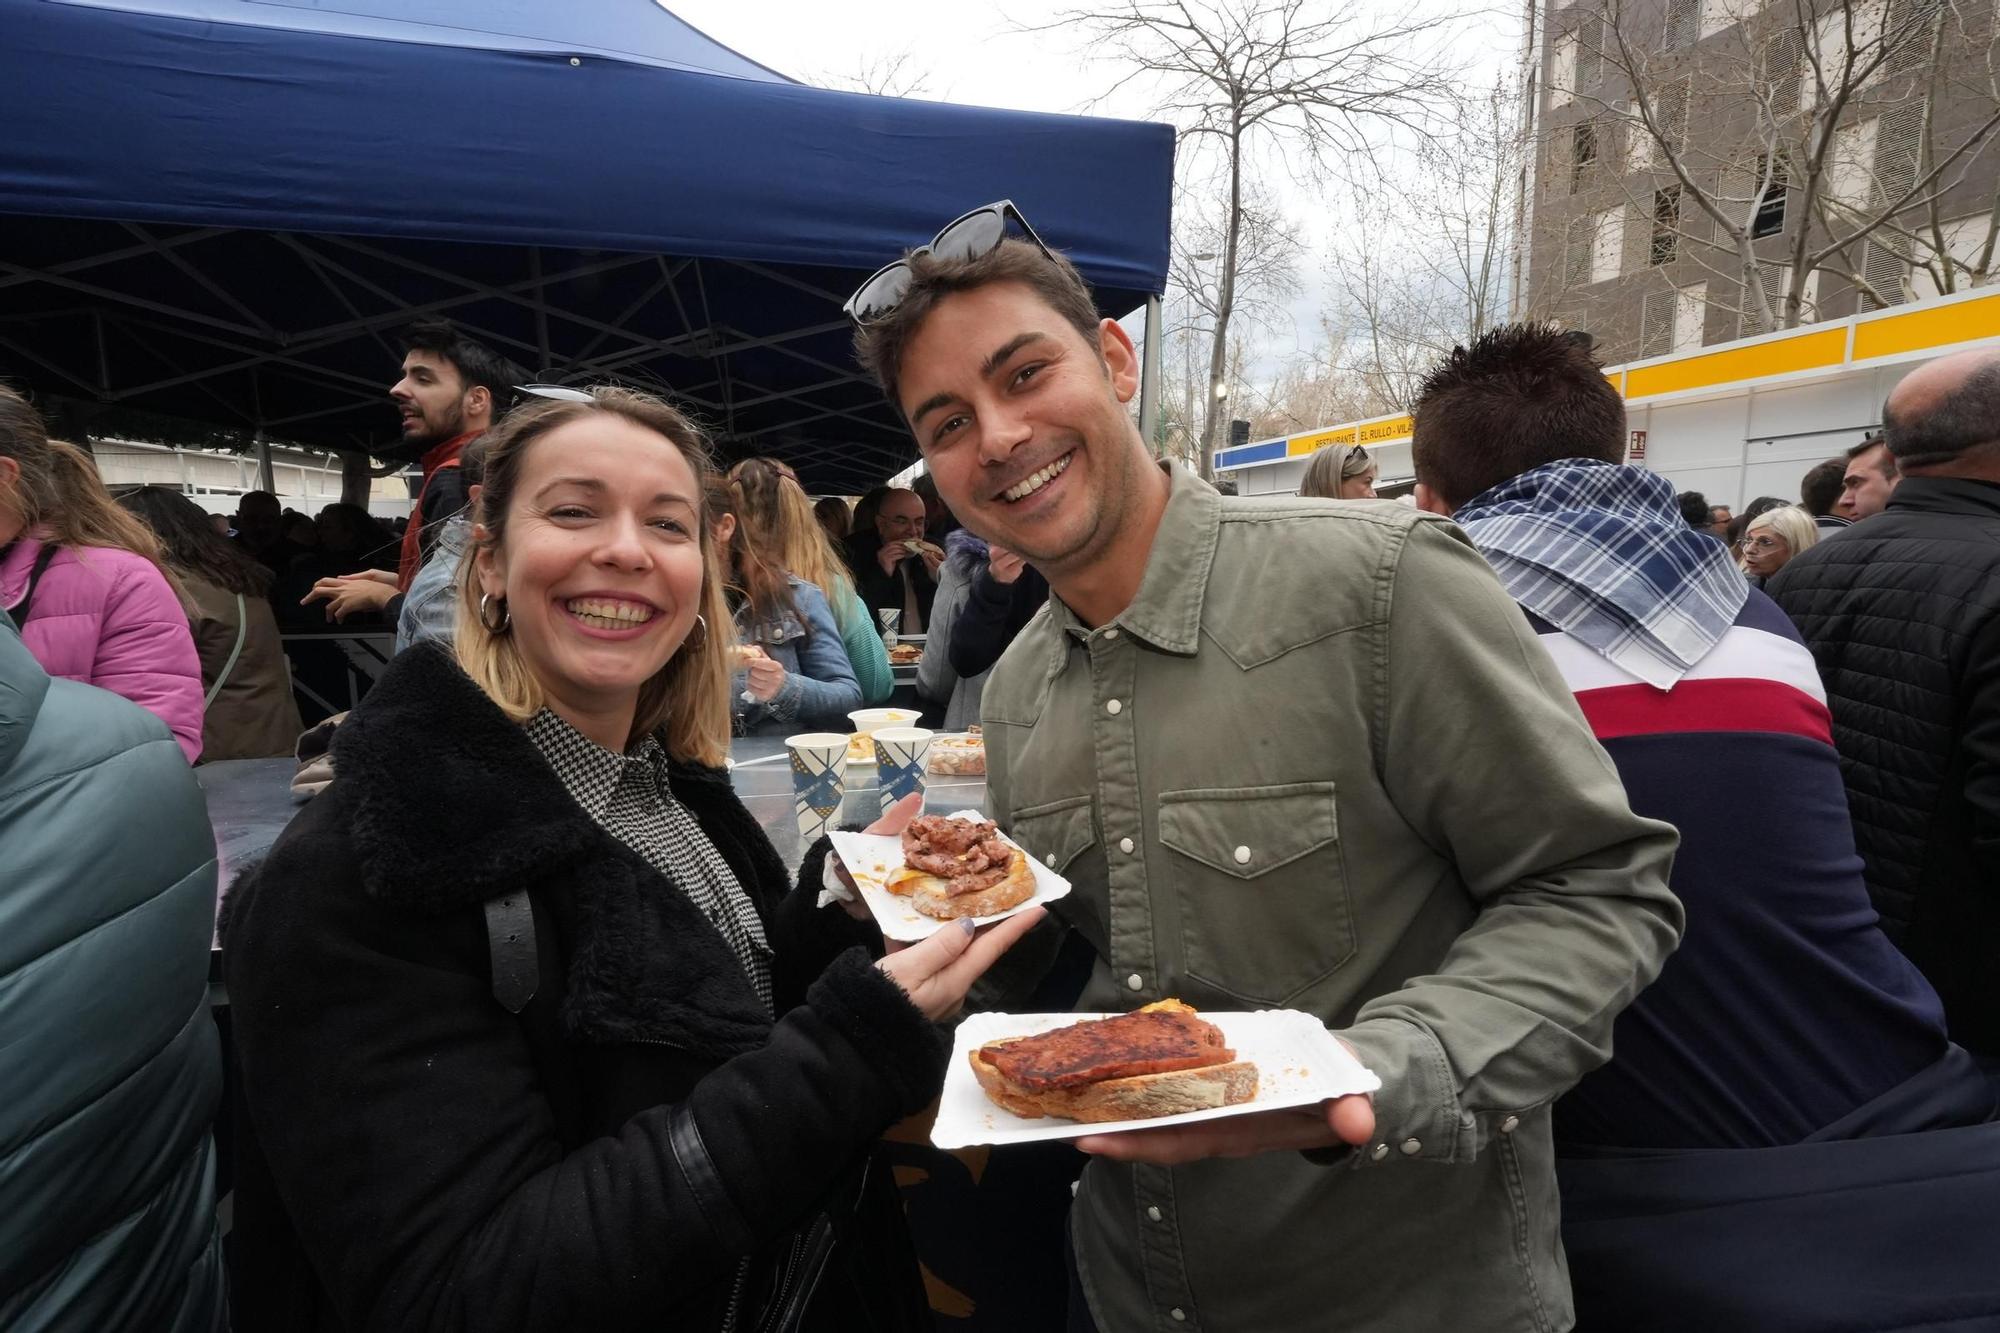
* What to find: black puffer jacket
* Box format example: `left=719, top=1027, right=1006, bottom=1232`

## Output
left=1767, top=477, right=2000, bottom=1054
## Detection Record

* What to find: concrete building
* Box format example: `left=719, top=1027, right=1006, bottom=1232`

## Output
left=1513, top=0, right=2000, bottom=363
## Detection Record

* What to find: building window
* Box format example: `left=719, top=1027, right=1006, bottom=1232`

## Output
left=1663, top=0, right=1700, bottom=50
left=1551, top=31, right=1578, bottom=109
left=1592, top=206, right=1627, bottom=283
left=1765, top=28, right=1803, bottom=117
left=1640, top=290, right=1676, bottom=356
left=1862, top=238, right=1911, bottom=309
left=1576, top=14, right=1603, bottom=89
left=1571, top=121, right=1598, bottom=194
left=1752, top=155, right=1788, bottom=237
left=1651, top=186, right=1683, bottom=264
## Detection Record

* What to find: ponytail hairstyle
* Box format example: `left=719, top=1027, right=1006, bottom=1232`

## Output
left=452, top=386, right=733, bottom=766
left=0, top=388, right=183, bottom=598
left=727, top=457, right=859, bottom=631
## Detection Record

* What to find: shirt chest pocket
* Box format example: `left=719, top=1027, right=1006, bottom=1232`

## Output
left=1006, top=794, right=1108, bottom=950
left=1157, top=782, right=1355, bottom=1006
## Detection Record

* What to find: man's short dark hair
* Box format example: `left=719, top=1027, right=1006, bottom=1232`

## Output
left=1741, top=495, right=1787, bottom=522
left=400, top=321, right=528, bottom=405
left=1677, top=490, right=1711, bottom=527
left=1883, top=362, right=2000, bottom=468
left=852, top=238, right=1102, bottom=413
left=1799, top=458, right=1846, bottom=516
left=1411, top=322, right=1627, bottom=508
left=1845, top=433, right=1898, bottom=474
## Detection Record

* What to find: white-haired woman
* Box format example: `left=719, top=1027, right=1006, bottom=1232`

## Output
left=1740, top=505, right=1820, bottom=586
left=223, top=386, right=1040, bottom=1332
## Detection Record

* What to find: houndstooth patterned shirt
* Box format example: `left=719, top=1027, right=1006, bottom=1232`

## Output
left=524, top=709, right=773, bottom=1015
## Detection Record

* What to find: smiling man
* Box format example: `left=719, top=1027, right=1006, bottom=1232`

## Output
left=851, top=218, right=1683, bottom=1333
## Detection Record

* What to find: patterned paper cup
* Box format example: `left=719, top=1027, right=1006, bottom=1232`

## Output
left=785, top=732, right=850, bottom=842
left=872, top=726, right=935, bottom=814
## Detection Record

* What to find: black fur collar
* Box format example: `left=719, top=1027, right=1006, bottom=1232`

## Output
left=331, top=644, right=775, bottom=1058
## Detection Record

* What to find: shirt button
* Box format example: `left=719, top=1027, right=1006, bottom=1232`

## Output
left=1400, top=1138, right=1422, bottom=1156
left=1500, top=1115, right=1520, bottom=1135
left=1126, top=973, right=1144, bottom=992
left=1045, top=852, right=1058, bottom=867
left=1104, top=627, right=1120, bottom=640
left=1106, top=698, right=1123, bottom=715
left=1170, top=1310, right=1187, bottom=1323
left=1233, top=845, right=1251, bottom=865
left=1119, top=836, right=1135, bottom=854
left=1370, top=1142, right=1389, bottom=1161
left=1146, top=1205, right=1163, bottom=1222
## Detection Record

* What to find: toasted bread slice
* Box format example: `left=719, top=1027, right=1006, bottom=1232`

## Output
left=887, top=847, right=1036, bottom=919
left=969, top=1043, right=1260, bottom=1123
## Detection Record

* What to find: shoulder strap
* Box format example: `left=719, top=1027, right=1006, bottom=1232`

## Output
left=482, top=890, right=540, bottom=1013
left=8, top=544, right=60, bottom=625
left=204, top=592, right=250, bottom=708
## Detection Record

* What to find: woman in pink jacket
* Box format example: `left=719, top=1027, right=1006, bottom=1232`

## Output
left=0, top=388, right=204, bottom=762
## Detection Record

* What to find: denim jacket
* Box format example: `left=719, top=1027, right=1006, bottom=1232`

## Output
left=733, top=576, right=862, bottom=735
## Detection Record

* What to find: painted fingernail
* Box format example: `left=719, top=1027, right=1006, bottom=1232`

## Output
left=958, top=918, right=977, bottom=937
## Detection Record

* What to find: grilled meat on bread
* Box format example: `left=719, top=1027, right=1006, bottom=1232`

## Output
left=970, top=1001, right=1260, bottom=1123
left=886, top=814, right=1035, bottom=920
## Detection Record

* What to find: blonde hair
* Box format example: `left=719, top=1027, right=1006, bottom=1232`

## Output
left=1741, top=505, right=1820, bottom=570
left=1299, top=443, right=1372, bottom=498
left=727, top=457, right=859, bottom=631
left=0, top=388, right=183, bottom=599
left=452, top=387, right=735, bottom=766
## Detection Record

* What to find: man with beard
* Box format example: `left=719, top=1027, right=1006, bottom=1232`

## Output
left=302, top=322, right=524, bottom=625
left=847, top=209, right=1682, bottom=1333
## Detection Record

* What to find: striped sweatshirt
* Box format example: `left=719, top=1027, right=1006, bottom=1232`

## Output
left=1536, top=589, right=1952, bottom=1151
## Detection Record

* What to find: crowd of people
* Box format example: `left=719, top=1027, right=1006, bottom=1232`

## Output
left=3, top=201, right=1999, bottom=1333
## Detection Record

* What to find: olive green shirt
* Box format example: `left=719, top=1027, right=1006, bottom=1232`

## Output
left=981, top=464, right=1682, bottom=1333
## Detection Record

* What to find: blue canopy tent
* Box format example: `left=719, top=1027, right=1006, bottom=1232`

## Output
left=0, top=0, right=1173, bottom=491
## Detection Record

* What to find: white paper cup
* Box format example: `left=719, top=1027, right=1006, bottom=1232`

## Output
left=873, top=726, right=935, bottom=813
left=848, top=708, right=920, bottom=734
left=784, top=732, right=849, bottom=842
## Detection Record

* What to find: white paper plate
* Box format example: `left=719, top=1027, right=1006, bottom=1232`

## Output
left=930, top=1009, right=1382, bottom=1149
left=828, top=812, right=1070, bottom=942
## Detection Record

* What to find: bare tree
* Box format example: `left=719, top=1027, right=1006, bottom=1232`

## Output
left=1553, top=0, right=2000, bottom=339
left=1050, top=0, right=1459, bottom=475
left=1319, top=76, right=1524, bottom=413
left=816, top=49, right=936, bottom=99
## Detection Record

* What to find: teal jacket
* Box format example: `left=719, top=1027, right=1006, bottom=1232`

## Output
left=0, top=611, right=226, bottom=1331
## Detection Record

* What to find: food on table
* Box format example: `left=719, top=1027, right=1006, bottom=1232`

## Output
left=886, top=813, right=1035, bottom=920
left=888, top=643, right=923, bottom=665
left=928, top=732, right=985, bottom=776
left=969, top=1001, right=1259, bottom=1123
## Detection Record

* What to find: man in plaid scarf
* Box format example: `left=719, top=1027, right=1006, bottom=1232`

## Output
left=1411, top=323, right=2000, bottom=1333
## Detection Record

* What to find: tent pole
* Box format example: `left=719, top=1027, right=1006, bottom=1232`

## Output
left=1139, top=294, right=1163, bottom=454
left=254, top=428, right=275, bottom=494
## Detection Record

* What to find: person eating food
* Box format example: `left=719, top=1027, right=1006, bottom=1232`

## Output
left=221, top=385, right=1041, bottom=1331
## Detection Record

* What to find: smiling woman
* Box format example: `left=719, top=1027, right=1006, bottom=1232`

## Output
left=454, top=390, right=734, bottom=763
left=221, top=384, right=1045, bottom=1331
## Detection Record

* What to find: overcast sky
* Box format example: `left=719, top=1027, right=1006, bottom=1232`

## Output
left=667, top=0, right=1522, bottom=381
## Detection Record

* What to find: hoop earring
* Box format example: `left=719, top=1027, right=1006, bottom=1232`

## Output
left=681, top=613, right=707, bottom=653
left=479, top=593, right=512, bottom=634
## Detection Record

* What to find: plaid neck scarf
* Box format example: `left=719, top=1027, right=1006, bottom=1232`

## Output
left=1452, top=459, right=1747, bottom=689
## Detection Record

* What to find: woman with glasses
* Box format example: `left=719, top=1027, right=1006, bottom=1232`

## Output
left=1299, top=443, right=1379, bottom=500
left=1739, top=505, right=1820, bottom=586
left=222, top=386, right=1041, bottom=1331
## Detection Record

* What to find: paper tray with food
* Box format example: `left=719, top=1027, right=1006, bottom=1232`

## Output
left=827, top=810, right=1070, bottom=942
left=931, top=1003, right=1382, bottom=1149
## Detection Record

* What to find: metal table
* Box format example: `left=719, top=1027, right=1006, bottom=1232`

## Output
left=201, top=738, right=988, bottom=901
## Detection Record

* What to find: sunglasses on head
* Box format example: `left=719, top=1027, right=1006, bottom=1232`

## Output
left=844, top=200, right=1057, bottom=325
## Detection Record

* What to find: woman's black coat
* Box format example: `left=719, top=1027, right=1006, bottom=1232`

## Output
left=222, top=644, right=945, bottom=1331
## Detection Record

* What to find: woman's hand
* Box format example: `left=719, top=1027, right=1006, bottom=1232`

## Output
left=826, top=793, right=922, bottom=921
left=877, top=907, right=1045, bottom=1022
left=743, top=647, right=786, bottom=702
